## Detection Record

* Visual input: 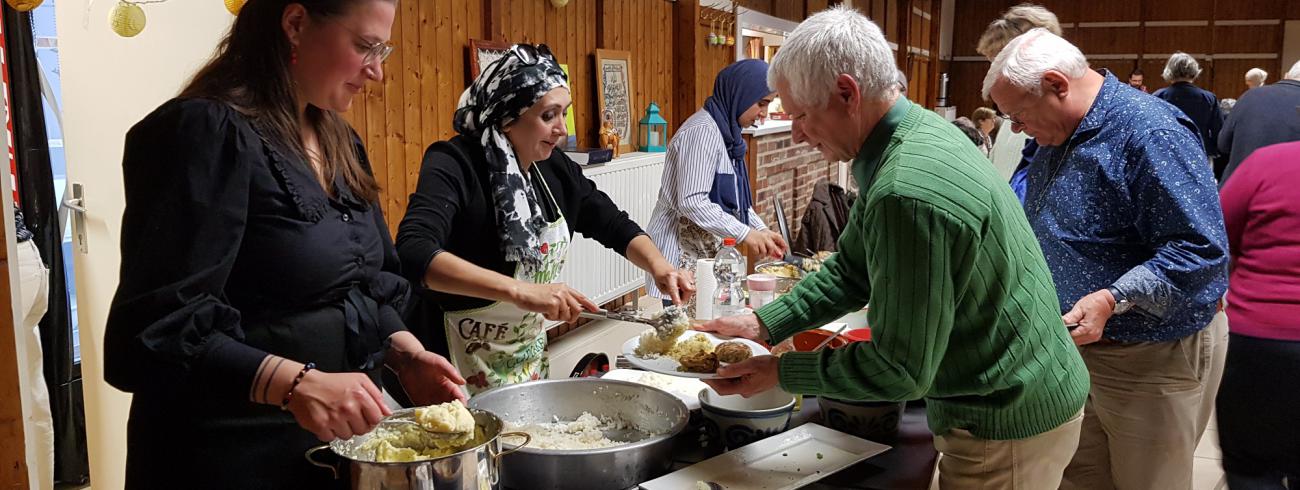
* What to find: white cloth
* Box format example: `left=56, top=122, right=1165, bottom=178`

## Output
left=645, top=110, right=765, bottom=298
left=989, top=118, right=1031, bottom=182
left=16, top=239, right=53, bottom=490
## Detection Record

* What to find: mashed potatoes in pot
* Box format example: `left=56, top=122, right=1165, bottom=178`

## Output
left=360, top=400, right=481, bottom=463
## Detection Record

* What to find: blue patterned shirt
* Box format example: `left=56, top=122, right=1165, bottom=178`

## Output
left=1024, top=73, right=1228, bottom=343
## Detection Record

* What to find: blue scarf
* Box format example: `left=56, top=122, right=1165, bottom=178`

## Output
left=702, top=59, right=770, bottom=220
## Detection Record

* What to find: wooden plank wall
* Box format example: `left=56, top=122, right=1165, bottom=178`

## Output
left=0, top=243, right=27, bottom=488
left=877, top=0, right=903, bottom=45
left=947, top=0, right=1297, bottom=122
left=341, top=0, right=935, bottom=231
left=598, top=0, right=676, bottom=147
left=806, top=0, right=832, bottom=16
left=342, top=0, right=674, bottom=231
left=493, top=0, right=600, bottom=150
left=343, top=1, right=483, bottom=231
left=773, top=1, right=806, bottom=22
left=904, top=0, right=940, bottom=106
left=695, top=7, right=740, bottom=110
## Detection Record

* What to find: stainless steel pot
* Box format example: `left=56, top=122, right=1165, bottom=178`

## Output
left=468, top=378, right=690, bottom=490
left=305, top=408, right=530, bottom=490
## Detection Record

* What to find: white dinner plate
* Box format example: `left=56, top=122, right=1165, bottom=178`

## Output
left=621, top=331, right=770, bottom=380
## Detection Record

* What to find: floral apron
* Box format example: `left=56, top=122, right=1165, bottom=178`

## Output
left=444, top=170, right=570, bottom=396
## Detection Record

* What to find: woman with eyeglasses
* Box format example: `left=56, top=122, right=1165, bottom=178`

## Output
left=396, top=44, right=693, bottom=395
left=104, top=1, right=464, bottom=487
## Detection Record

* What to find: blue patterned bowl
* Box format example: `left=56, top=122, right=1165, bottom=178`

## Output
left=817, top=396, right=904, bottom=442
left=698, top=388, right=796, bottom=450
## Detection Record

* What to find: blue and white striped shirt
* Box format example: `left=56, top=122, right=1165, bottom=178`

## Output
left=645, top=109, right=765, bottom=298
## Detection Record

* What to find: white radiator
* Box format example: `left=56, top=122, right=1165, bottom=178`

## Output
left=558, top=152, right=665, bottom=305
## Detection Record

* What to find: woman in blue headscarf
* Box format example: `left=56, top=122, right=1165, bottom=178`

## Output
left=645, top=59, right=788, bottom=303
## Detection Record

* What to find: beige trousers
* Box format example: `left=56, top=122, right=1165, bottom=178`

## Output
left=934, top=410, right=1084, bottom=489
left=1060, top=311, right=1229, bottom=490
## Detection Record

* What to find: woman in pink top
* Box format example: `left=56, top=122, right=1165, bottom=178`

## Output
left=1215, top=140, right=1300, bottom=489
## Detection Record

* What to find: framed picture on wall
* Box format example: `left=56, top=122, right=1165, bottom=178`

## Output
left=595, top=49, right=634, bottom=154
left=468, top=39, right=512, bottom=82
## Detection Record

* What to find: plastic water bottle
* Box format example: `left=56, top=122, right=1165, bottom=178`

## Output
left=712, top=238, right=748, bottom=319
left=713, top=237, right=747, bottom=282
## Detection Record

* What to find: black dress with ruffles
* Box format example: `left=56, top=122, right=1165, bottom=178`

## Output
left=104, top=98, right=407, bottom=489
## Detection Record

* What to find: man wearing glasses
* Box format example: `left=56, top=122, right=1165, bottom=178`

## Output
left=985, top=29, right=1229, bottom=490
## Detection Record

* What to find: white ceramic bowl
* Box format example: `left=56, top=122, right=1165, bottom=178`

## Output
left=698, top=388, right=796, bottom=450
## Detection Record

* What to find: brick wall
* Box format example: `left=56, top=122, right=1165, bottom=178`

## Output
left=749, top=132, right=842, bottom=249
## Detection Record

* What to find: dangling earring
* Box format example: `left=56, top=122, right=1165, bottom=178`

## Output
left=290, top=46, right=298, bottom=65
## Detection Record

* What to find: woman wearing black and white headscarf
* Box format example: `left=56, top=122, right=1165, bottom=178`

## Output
left=396, top=44, right=692, bottom=394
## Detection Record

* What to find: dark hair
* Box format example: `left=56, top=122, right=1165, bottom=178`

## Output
left=180, top=0, right=394, bottom=203
left=1129, top=68, right=1144, bottom=77
left=953, top=120, right=985, bottom=147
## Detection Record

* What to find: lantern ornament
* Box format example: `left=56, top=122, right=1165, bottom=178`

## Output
left=639, top=102, right=668, bottom=153
left=5, top=0, right=44, bottom=12
left=110, top=1, right=147, bottom=38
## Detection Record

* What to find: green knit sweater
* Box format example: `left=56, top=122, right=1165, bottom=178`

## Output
left=759, top=98, right=1089, bottom=440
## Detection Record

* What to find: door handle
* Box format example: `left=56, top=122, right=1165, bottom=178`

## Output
left=62, top=182, right=88, bottom=254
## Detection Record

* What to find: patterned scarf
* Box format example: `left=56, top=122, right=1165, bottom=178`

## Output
left=453, top=45, right=569, bottom=273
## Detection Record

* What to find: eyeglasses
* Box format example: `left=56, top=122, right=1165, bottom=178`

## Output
left=334, top=21, right=394, bottom=66
left=1002, top=109, right=1027, bottom=127
left=510, top=43, right=554, bottom=66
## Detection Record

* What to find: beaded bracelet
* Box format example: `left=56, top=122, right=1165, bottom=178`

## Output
left=280, top=362, right=316, bottom=411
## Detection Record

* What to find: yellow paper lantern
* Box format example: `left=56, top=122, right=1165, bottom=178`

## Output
left=224, top=0, right=244, bottom=15
left=109, top=1, right=146, bottom=38
left=4, top=0, right=44, bottom=12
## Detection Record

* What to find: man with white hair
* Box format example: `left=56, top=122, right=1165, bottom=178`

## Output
left=1219, top=59, right=1300, bottom=185
left=984, top=29, right=1229, bottom=489
left=1245, top=67, right=1268, bottom=89
left=696, top=7, right=1089, bottom=488
left=1154, top=52, right=1222, bottom=159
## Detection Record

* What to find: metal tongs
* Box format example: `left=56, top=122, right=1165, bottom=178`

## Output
left=580, top=305, right=689, bottom=336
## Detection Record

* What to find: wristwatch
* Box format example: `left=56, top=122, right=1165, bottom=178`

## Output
left=1106, top=286, right=1133, bottom=315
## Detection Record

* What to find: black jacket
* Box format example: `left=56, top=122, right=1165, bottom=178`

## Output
left=396, top=135, right=645, bottom=355
left=1154, top=81, right=1222, bottom=157
left=792, top=180, right=851, bottom=256
left=1218, top=79, right=1300, bottom=186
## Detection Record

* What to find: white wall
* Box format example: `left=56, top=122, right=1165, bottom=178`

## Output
left=53, top=1, right=232, bottom=487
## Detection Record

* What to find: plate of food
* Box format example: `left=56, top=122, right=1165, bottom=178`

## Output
left=621, top=329, right=770, bottom=380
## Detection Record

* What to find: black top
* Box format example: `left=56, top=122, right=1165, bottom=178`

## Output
left=104, top=98, right=409, bottom=402
left=1218, top=79, right=1300, bottom=186
left=396, top=135, right=644, bottom=351
left=1153, top=81, right=1222, bottom=156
